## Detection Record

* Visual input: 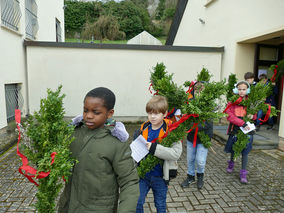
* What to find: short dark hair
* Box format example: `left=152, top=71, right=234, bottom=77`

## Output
left=84, top=87, right=115, bottom=110
left=244, top=72, right=254, bottom=80
left=259, top=74, right=268, bottom=80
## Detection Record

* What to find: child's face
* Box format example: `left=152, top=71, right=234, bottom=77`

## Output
left=147, top=111, right=166, bottom=128
left=83, top=97, right=114, bottom=129
left=237, top=83, right=248, bottom=97
left=194, top=83, right=205, bottom=97
left=246, top=78, right=254, bottom=84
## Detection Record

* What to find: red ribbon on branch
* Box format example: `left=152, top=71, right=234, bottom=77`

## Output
left=186, top=81, right=195, bottom=95
left=15, top=109, right=57, bottom=186
left=259, top=104, right=271, bottom=124
left=166, top=108, right=176, bottom=118
left=223, top=96, right=243, bottom=113
left=271, top=65, right=278, bottom=82
left=187, top=123, right=199, bottom=147
left=148, top=83, right=159, bottom=95
left=169, top=113, right=199, bottom=132
left=150, top=113, right=200, bottom=146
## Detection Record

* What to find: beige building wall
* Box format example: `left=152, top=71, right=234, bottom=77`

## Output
left=174, top=0, right=284, bottom=79
left=0, top=0, right=65, bottom=129
left=37, top=0, right=65, bottom=41
left=25, top=45, right=222, bottom=119
left=173, top=0, right=284, bottom=140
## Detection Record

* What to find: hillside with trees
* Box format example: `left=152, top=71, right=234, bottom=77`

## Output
left=64, top=0, right=178, bottom=43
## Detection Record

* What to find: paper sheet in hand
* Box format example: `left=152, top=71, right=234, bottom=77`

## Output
left=240, top=122, right=256, bottom=134
left=130, top=135, right=149, bottom=163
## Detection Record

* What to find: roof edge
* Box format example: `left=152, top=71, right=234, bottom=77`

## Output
left=166, top=0, right=188, bottom=45
left=24, top=40, right=224, bottom=52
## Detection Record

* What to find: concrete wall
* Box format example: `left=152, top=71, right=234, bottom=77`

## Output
left=25, top=43, right=223, bottom=119
left=0, top=0, right=64, bottom=129
left=173, top=0, right=284, bottom=79
left=37, top=0, right=65, bottom=41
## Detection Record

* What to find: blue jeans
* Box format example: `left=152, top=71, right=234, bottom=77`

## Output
left=256, top=109, right=273, bottom=126
left=136, top=176, right=168, bottom=213
left=187, top=141, right=208, bottom=176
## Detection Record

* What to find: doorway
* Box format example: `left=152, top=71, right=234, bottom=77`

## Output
left=254, top=44, right=284, bottom=124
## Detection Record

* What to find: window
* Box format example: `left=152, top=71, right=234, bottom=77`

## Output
left=25, top=0, right=38, bottom=40
left=56, top=18, right=62, bottom=42
left=0, top=0, right=22, bottom=31
left=5, top=84, right=24, bottom=122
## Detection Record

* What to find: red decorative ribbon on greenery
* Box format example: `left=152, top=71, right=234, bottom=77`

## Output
left=150, top=113, right=200, bottom=146
left=187, top=123, right=199, bottom=147
left=169, top=113, right=199, bottom=132
left=271, top=65, right=278, bottom=82
left=259, top=104, right=271, bottom=124
left=166, top=108, right=176, bottom=118
left=223, top=96, right=243, bottom=113
left=186, top=81, right=195, bottom=95
left=15, top=109, right=57, bottom=186
left=148, top=82, right=159, bottom=95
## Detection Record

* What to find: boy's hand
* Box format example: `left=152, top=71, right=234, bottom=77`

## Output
left=146, top=142, right=152, bottom=150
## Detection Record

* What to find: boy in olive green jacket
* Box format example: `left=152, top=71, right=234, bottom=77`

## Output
left=58, top=87, right=139, bottom=213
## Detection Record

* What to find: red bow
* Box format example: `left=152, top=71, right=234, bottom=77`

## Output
left=15, top=109, right=57, bottom=186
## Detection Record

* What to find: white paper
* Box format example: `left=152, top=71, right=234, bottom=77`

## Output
left=240, top=122, right=256, bottom=134
left=130, top=135, right=149, bottom=163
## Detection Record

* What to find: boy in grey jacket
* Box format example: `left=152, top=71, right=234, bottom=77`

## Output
left=136, top=95, right=182, bottom=213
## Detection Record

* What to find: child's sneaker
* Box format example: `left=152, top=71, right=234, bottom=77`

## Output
left=240, top=169, right=248, bottom=184
left=226, top=160, right=234, bottom=173
left=181, top=174, right=195, bottom=188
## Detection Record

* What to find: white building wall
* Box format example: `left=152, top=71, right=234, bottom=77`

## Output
left=36, top=0, right=65, bottom=41
left=25, top=45, right=222, bottom=119
left=174, top=0, right=284, bottom=79
left=0, top=0, right=65, bottom=129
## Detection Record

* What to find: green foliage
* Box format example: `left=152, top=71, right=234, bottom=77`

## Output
left=65, top=0, right=176, bottom=40
left=232, top=131, right=249, bottom=160
left=268, top=59, right=284, bottom=82
left=81, top=15, right=125, bottom=41
left=137, top=123, right=187, bottom=178
left=162, top=8, right=176, bottom=20
left=64, top=0, right=102, bottom=35
left=183, top=81, right=227, bottom=122
left=137, top=65, right=227, bottom=178
left=226, top=74, right=237, bottom=102
left=198, top=131, right=211, bottom=148
left=155, top=0, right=166, bottom=20
left=150, top=63, right=188, bottom=110
left=196, top=67, right=212, bottom=82
left=227, top=80, right=279, bottom=159
left=21, top=86, right=75, bottom=213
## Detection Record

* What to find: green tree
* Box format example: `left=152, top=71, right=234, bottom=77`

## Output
left=64, top=0, right=102, bottom=36
left=81, top=15, right=125, bottom=42
left=21, top=86, right=76, bottom=213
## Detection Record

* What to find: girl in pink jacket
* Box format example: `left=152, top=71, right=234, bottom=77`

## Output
left=224, top=81, right=255, bottom=184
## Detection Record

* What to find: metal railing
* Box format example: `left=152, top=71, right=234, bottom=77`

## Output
left=0, top=0, right=22, bottom=31
left=25, top=0, right=38, bottom=40
left=5, top=84, right=24, bottom=122
left=56, top=19, right=62, bottom=42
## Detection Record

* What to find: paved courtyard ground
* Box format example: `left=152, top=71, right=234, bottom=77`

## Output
left=0, top=126, right=283, bottom=212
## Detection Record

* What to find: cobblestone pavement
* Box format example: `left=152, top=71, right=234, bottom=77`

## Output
left=0, top=140, right=283, bottom=213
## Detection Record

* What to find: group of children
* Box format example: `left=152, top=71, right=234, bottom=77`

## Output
left=58, top=73, right=273, bottom=212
